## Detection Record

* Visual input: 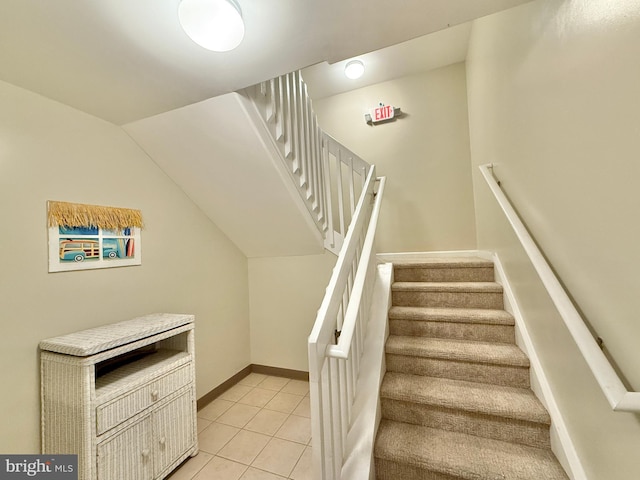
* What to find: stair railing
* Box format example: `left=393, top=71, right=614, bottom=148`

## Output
left=244, top=71, right=370, bottom=254
left=245, top=70, right=387, bottom=478
left=307, top=168, right=386, bottom=480
left=480, top=163, right=640, bottom=412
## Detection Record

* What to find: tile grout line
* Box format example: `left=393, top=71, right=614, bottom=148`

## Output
left=182, top=374, right=312, bottom=480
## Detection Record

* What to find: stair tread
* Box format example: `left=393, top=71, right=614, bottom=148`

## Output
left=381, top=372, right=549, bottom=424
left=392, top=281, right=503, bottom=292
left=375, top=420, right=568, bottom=479
left=393, top=257, right=494, bottom=268
left=389, top=306, right=514, bottom=325
left=386, top=335, right=530, bottom=367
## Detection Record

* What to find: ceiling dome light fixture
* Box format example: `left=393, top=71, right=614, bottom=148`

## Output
left=178, top=0, right=245, bottom=52
left=344, top=59, right=365, bottom=80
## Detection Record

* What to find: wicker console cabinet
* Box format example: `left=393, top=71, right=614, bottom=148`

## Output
left=40, top=313, right=198, bottom=480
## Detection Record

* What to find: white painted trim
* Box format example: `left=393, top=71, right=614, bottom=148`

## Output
left=491, top=253, right=587, bottom=480
left=340, top=263, right=392, bottom=480
left=377, top=249, right=493, bottom=263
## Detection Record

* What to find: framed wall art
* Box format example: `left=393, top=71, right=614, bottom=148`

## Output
left=47, top=201, right=143, bottom=272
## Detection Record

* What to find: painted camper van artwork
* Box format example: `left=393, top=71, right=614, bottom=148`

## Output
left=58, top=226, right=135, bottom=263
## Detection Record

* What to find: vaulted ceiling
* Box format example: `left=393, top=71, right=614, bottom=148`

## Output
left=0, top=0, right=533, bottom=125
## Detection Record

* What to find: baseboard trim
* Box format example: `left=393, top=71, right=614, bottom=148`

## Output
left=196, top=365, right=252, bottom=410
left=377, top=249, right=494, bottom=263
left=196, top=364, right=309, bottom=410
left=491, top=252, right=587, bottom=480
left=251, top=364, right=309, bottom=381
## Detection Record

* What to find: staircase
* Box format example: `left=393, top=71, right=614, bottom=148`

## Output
left=374, top=257, right=569, bottom=480
left=125, top=71, right=370, bottom=259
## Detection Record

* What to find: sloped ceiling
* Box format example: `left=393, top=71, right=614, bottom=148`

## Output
left=0, top=0, right=533, bottom=125
left=124, top=93, right=325, bottom=258
left=2, top=0, right=534, bottom=258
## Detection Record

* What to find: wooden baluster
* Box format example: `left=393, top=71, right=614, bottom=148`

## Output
left=275, top=77, right=284, bottom=141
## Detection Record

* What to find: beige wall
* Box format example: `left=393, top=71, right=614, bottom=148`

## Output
left=249, top=252, right=336, bottom=371
left=466, top=1, right=640, bottom=478
left=0, top=81, right=251, bottom=453
left=311, top=63, right=477, bottom=253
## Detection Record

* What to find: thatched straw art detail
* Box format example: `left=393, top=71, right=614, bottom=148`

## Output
left=47, top=201, right=144, bottom=230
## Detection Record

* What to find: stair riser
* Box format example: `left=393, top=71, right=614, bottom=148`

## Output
left=375, top=459, right=460, bottom=480
left=389, top=319, right=515, bottom=343
left=386, top=354, right=530, bottom=388
left=381, top=398, right=551, bottom=449
left=394, top=267, right=495, bottom=283
left=392, top=291, right=503, bottom=309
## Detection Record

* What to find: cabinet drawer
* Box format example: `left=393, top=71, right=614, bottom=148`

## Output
left=96, top=363, right=192, bottom=435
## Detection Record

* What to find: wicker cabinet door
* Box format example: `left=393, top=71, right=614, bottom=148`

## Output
left=97, top=415, right=154, bottom=480
left=152, top=389, right=196, bottom=477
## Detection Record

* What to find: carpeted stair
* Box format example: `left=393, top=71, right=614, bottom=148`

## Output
left=374, top=257, right=569, bottom=480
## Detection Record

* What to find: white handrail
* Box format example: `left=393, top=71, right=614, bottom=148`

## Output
left=479, top=163, right=640, bottom=412
left=308, top=166, right=385, bottom=480
left=328, top=176, right=386, bottom=360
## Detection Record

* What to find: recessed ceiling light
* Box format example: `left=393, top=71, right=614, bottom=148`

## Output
left=344, top=60, right=365, bottom=80
left=178, top=0, right=245, bottom=52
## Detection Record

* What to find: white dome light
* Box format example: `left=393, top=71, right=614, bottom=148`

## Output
left=344, top=60, right=365, bottom=80
left=178, top=0, right=245, bottom=52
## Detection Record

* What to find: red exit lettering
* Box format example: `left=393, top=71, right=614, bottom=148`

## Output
left=372, top=105, right=394, bottom=122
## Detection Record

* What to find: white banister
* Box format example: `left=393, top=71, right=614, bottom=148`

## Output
left=244, top=71, right=370, bottom=256
left=244, top=70, right=388, bottom=479
left=308, top=166, right=386, bottom=480
left=479, top=163, right=640, bottom=412
left=328, top=176, right=386, bottom=360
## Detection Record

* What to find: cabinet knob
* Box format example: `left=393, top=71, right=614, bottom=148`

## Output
left=141, top=449, right=150, bottom=459
left=159, top=437, right=166, bottom=446
left=151, top=390, right=159, bottom=401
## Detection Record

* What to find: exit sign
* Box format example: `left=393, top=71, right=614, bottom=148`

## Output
left=365, top=103, right=400, bottom=125
left=371, top=104, right=394, bottom=122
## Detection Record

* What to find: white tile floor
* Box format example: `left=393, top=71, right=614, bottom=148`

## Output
left=167, top=373, right=312, bottom=480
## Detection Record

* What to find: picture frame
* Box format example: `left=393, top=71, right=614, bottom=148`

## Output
left=47, top=201, right=143, bottom=273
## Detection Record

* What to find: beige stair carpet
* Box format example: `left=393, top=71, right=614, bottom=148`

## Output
left=389, top=306, right=516, bottom=343
left=374, top=257, right=569, bottom=480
